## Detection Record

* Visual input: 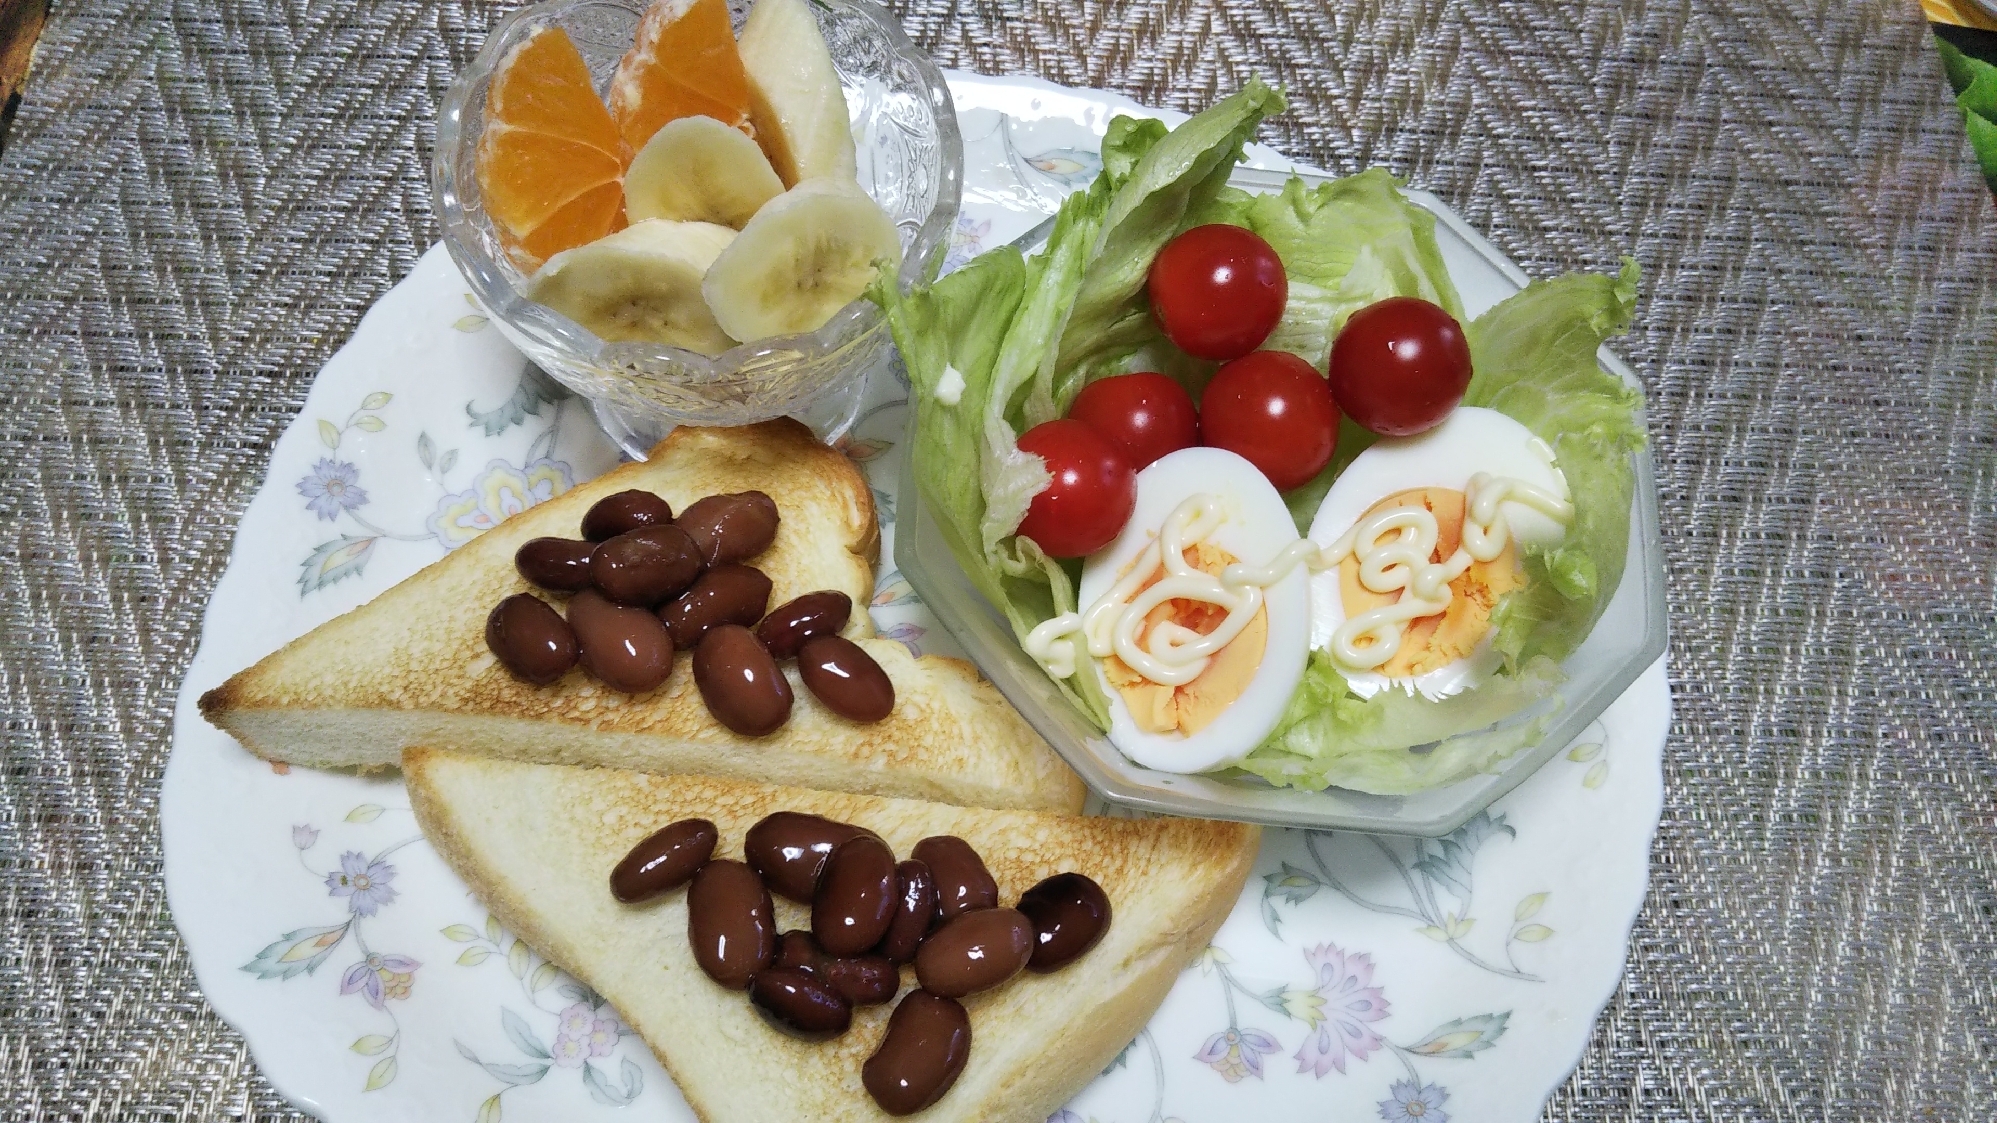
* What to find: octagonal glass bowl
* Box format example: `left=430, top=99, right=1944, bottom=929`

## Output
left=896, top=166, right=1668, bottom=836
left=433, top=0, right=962, bottom=440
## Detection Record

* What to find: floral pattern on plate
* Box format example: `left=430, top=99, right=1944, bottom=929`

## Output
left=161, top=72, right=1667, bottom=1123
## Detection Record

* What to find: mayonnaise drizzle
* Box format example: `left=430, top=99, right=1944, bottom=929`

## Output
left=1325, top=472, right=1573, bottom=671
left=1026, top=494, right=1325, bottom=686
left=1022, top=475, right=1574, bottom=686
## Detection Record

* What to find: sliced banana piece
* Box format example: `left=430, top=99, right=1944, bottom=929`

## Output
left=701, top=178, right=901, bottom=343
left=527, top=219, right=740, bottom=354
left=625, top=116, right=785, bottom=228
left=737, top=0, right=858, bottom=185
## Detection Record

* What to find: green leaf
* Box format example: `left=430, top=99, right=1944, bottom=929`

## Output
left=507, top=940, right=531, bottom=978
left=485, top=915, right=503, bottom=942
left=476, top=1093, right=503, bottom=1123
left=318, top=419, right=341, bottom=449
left=1237, top=651, right=1563, bottom=793
left=454, top=314, right=490, bottom=332
left=417, top=432, right=436, bottom=469
left=442, top=924, right=481, bottom=942
left=502, top=1008, right=550, bottom=1059
left=1936, top=36, right=1997, bottom=120
left=1416, top=925, right=1449, bottom=942
left=1465, top=258, right=1644, bottom=668
left=1242, top=168, right=1462, bottom=372
left=354, top=416, right=386, bottom=432
left=529, top=962, right=560, bottom=992
left=1514, top=892, right=1547, bottom=921
left=457, top=947, right=491, bottom=966
left=364, top=1055, right=397, bottom=1091
left=345, top=804, right=384, bottom=823
left=1584, top=759, right=1610, bottom=789
left=297, top=536, right=376, bottom=596
left=239, top=921, right=349, bottom=980
left=1406, top=1011, right=1510, bottom=1058
left=361, top=392, right=393, bottom=410
left=351, top=1034, right=393, bottom=1056
left=1515, top=923, right=1554, bottom=943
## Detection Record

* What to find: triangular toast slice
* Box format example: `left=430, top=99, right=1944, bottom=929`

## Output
left=202, top=420, right=1084, bottom=812
left=405, top=747, right=1258, bottom=1123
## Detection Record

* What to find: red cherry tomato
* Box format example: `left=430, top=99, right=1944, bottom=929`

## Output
left=1014, top=419, right=1137, bottom=558
left=1067, top=372, right=1200, bottom=471
left=1147, top=225, right=1288, bottom=361
left=1326, top=297, right=1473, bottom=437
left=1199, top=351, right=1340, bottom=491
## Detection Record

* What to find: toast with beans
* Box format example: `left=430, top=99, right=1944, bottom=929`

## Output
left=404, top=747, right=1258, bottom=1123
left=200, top=419, right=1085, bottom=813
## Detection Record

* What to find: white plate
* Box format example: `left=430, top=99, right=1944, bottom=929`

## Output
left=161, top=71, right=1668, bottom=1123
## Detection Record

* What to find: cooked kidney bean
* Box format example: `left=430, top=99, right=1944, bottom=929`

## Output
left=797, top=635, right=895, bottom=722
left=755, top=590, right=852, bottom=660
left=685, top=860, right=775, bottom=990
left=1017, top=873, right=1112, bottom=972
left=913, top=907, right=1034, bottom=998
left=486, top=594, right=579, bottom=685
left=676, top=491, right=779, bottom=566
left=911, top=836, right=998, bottom=920
left=608, top=819, right=717, bottom=903
left=514, top=537, right=596, bottom=592
left=875, top=860, right=937, bottom=964
left=566, top=589, right=674, bottom=693
left=660, top=564, right=773, bottom=651
left=749, top=967, right=851, bottom=1039
left=746, top=813, right=875, bottom=902
left=813, top=835, right=898, bottom=957
left=582, top=489, right=674, bottom=541
left=770, top=930, right=898, bottom=1006
left=863, top=991, right=971, bottom=1115
left=590, top=525, right=702, bottom=606
left=692, top=625, right=793, bottom=736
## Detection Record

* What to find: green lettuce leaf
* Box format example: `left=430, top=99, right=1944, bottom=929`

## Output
left=1049, top=81, right=1287, bottom=401
left=1245, top=169, right=1463, bottom=371
left=1464, top=258, right=1644, bottom=666
left=1235, top=651, right=1564, bottom=794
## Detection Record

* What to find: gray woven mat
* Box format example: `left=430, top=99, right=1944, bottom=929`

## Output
left=2, top=0, right=1993, bottom=1119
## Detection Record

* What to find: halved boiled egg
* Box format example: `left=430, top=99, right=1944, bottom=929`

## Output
left=1306, top=406, right=1569, bottom=700
left=1079, top=447, right=1310, bottom=773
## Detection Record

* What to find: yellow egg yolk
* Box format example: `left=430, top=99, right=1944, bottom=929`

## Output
left=1103, top=541, right=1269, bottom=736
left=1338, top=487, right=1523, bottom=678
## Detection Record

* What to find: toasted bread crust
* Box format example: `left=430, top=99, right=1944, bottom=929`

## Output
left=201, top=420, right=1084, bottom=812
left=405, top=748, right=1258, bottom=1123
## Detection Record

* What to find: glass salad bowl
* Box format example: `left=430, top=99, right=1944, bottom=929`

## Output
left=433, top=0, right=962, bottom=445
left=896, top=166, right=1668, bottom=837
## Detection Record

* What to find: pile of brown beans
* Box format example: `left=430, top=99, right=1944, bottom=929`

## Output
left=482, top=488, right=895, bottom=734
left=608, top=812, right=1112, bottom=1116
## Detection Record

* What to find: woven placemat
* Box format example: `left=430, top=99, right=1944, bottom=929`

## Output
left=1, top=0, right=1993, bottom=1119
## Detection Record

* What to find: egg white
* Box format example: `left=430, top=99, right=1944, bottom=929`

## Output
left=1078, top=447, right=1310, bottom=774
left=1305, top=407, right=1568, bottom=700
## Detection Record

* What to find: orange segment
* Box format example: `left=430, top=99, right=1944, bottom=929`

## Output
left=477, top=27, right=629, bottom=266
left=515, top=182, right=627, bottom=266
left=609, top=0, right=756, bottom=152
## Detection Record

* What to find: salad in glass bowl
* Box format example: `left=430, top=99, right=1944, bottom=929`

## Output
left=878, top=81, right=1664, bottom=832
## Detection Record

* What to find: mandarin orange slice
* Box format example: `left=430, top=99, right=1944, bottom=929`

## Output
left=477, top=27, right=629, bottom=267
left=608, top=0, right=756, bottom=153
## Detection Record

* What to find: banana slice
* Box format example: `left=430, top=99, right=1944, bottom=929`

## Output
left=625, top=116, right=786, bottom=229
left=737, top=0, right=858, bottom=185
left=526, top=219, right=740, bottom=354
left=701, top=178, right=902, bottom=343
